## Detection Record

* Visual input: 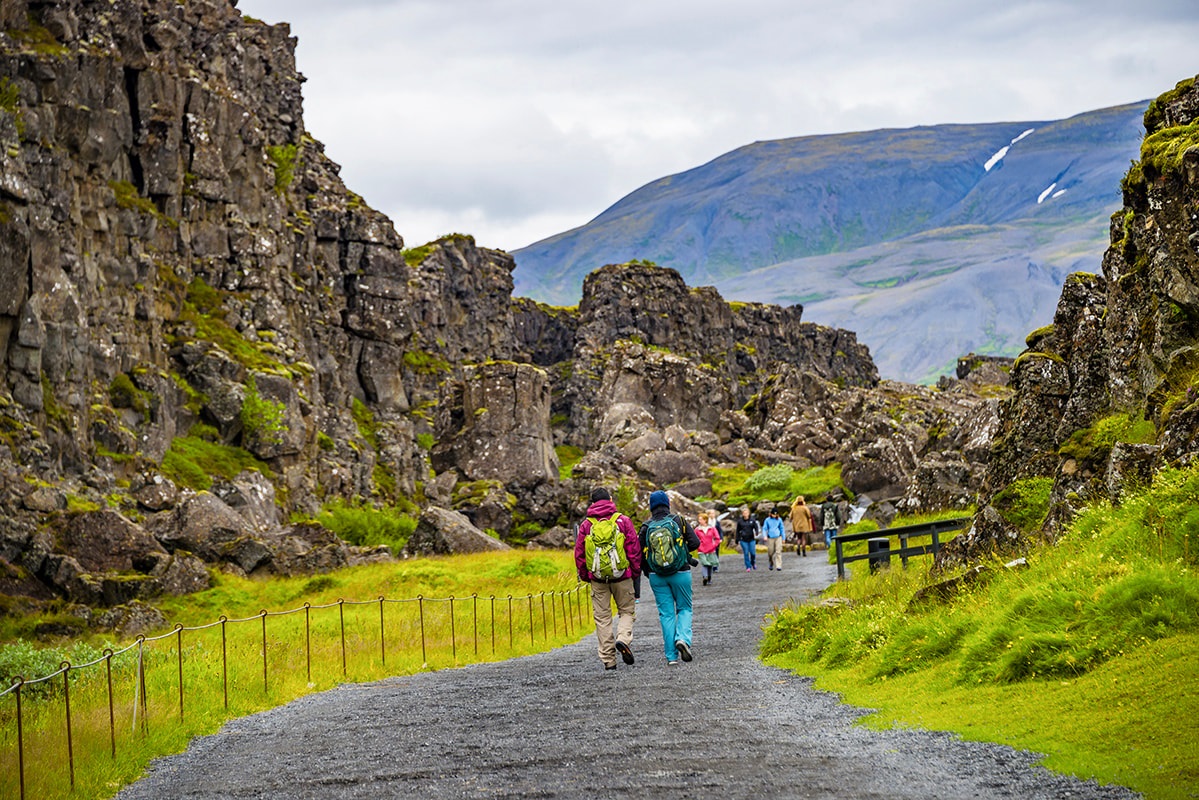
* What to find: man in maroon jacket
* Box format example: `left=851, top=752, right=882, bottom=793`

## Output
left=574, top=487, right=642, bottom=670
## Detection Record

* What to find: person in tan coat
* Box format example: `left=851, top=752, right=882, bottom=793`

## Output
left=789, top=495, right=816, bottom=557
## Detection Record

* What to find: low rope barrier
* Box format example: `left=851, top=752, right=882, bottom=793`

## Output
left=0, top=583, right=592, bottom=800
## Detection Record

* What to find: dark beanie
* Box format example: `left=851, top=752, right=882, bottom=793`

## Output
left=649, top=490, right=670, bottom=510
left=590, top=487, right=611, bottom=502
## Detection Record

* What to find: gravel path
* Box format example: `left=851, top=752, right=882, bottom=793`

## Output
left=117, top=552, right=1139, bottom=799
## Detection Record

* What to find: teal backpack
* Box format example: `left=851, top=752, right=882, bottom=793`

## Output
left=644, top=515, right=689, bottom=575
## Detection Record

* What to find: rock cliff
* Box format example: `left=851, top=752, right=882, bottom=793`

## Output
left=942, top=76, right=1199, bottom=564
left=0, top=1, right=1001, bottom=621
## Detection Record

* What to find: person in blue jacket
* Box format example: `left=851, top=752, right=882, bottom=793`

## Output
left=763, top=508, right=787, bottom=571
left=638, top=490, right=701, bottom=665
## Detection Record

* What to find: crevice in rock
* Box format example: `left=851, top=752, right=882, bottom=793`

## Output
left=122, top=66, right=144, bottom=193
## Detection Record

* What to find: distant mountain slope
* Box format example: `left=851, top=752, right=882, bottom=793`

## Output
left=512, top=102, right=1147, bottom=381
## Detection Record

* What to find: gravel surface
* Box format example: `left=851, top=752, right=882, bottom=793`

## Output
left=116, top=552, right=1139, bottom=799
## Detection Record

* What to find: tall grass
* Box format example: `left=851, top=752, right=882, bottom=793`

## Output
left=762, top=464, right=1199, bottom=799
left=0, top=551, right=592, bottom=800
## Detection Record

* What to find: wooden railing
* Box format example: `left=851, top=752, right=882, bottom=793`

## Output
left=833, top=517, right=971, bottom=579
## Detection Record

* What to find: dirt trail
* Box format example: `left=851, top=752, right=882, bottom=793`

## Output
left=116, top=552, right=1138, bottom=799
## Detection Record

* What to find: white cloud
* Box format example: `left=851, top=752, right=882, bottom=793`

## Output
left=237, top=0, right=1199, bottom=251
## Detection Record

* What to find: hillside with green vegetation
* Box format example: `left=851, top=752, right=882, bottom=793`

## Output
left=514, top=102, right=1146, bottom=381
left=761, top=463, right=1199, bottom=799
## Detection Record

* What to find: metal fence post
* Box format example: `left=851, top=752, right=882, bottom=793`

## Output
left=418, top=595, right=427, bottom=664
left=175, top=623, right=184, bottom=721
left=60, top=662, right=74, bottom=790
left=104, top=649, right=116, bottom=758
left=15, top=678, right=24, bottom=800
left=338, top=599, right=347, bottom=677
left=379, top=596, right=387, bottom=667
left=220, top=616, right=229, bottom=710
left=260, top=610, right=269, bottom=695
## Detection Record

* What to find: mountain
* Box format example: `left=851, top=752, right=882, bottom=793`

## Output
left=512, top=103, right=1148, bottom=381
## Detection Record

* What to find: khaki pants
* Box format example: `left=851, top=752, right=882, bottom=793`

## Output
left=591, top=578, right=635, bottom=666
left=766, top=537, right=784, bottom=569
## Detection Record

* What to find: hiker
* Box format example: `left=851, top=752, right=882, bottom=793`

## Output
left=574, top=487, right=642, bottom=670
left=763, top=508, right=787, bottom=570
left=733, top=506, right=761, bottom=570
left=639, top=490, right=701, bottom=665
left=820, top=497, right=843, bottom=549
left=789, top=495, right=815, bottom=557
left=695, top=511, right=722, bottom=585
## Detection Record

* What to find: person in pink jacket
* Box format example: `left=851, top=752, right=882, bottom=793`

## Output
left=574, top=487, right=642, bottom=670
left=694, top=511, right=722, bottom=586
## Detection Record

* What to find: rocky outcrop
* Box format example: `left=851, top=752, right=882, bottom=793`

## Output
left=941, top=76, right=1199, bottom=565
left=0, top=0, right=990, bottom=622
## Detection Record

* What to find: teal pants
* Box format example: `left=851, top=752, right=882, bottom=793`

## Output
left=648, top=570, right=693, bottom=661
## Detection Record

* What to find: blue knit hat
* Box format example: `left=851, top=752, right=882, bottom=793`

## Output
left=649, top=490, right=670, bottom=510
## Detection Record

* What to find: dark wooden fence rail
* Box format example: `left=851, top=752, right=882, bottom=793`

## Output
left=833, top=517, right=971, bottom=579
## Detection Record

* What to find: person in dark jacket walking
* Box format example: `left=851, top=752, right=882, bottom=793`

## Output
left=574, top=487, right=642, bottom=670
left=733, top=506, right=761, bottom=570
left=639, top=490, right=701, bottom=665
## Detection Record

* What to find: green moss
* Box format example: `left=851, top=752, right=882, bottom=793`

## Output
left=108, top=373, right=150, bottom=414
left=160, top=435, right=272, bottom=491
left=265, top=143, right=298, bottom=193
left=177, top=278, right=288, bottom=374
left=555, top=444, right=584, bottom=481
left=1024, top=324, right=1055, bottom=347
left=351, top=397, right=378, bottom=449
left=240, top=377, right=288, bottom=448
left=1059, top=412, right=1157, bottom=463
left=317, top=431, right=335, bottom=452
left=401, top=243, right=435, bottom=266
left=1139, top=119, right=1199, bottom=179
left=402, top=349, right=451, bottom=375
left=1143, top=76, right=1196, bottom=133
left=1013, top=351, right=1064, bottom=370
left=992, top=476, right=1054, bottom=534
left=40, top=374, right=69, bottom=427
left=8, top=16, right=69, bottom=56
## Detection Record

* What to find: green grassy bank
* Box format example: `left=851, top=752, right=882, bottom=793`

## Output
left=762, top=465, right=1199, bottom=799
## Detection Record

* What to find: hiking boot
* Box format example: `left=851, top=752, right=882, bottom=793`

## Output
left=616, top=641, right=635, bottom=665
left=676, top=641, right=692, bottom=662
left=604, top=663, right=617, bottom=670
left=667, top=660, right=679, bottom=666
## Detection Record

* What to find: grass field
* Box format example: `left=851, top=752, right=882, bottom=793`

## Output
left=0, top=551, right=590, bottom=800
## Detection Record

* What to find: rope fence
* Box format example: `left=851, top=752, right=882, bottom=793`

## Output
left=0, top=583, right=592, bottom=800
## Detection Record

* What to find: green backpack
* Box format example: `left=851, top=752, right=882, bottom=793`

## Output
left=584, top=516, right=629, bottom=579
left=644, top=515, right=689, bottom=575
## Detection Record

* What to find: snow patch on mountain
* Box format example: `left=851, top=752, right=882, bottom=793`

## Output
left=1038, top=183, right=1057, bottom=204
left=984, top=127, right=1036, bottom=172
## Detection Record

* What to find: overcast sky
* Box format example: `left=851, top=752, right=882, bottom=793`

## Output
left=235, top=0, right=1198, bottom=253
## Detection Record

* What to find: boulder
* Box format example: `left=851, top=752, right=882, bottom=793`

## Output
left=155, top=554, right=211, bottom=596
left=58, top=510, right=169, bottom=574
left=1105, top=443, right=1159, bottom=503
left=153, top=492, right=254, bottom=561
left=212, top=470, right=281, bottom=533
left=634, top=449, right=706, bottom=485
left=94, top=602, right=169, bottom=637
left=526, top=526, right=574, bottom=550
left=405, top=507, right=511, bottom=557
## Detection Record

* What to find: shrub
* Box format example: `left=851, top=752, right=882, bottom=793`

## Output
left=743, top=464, right=793, bottom=496
left=316, top=500, right=416, bottom=553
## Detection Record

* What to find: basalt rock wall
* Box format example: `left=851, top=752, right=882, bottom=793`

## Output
left=942, top=76, right=1199, bottom=565
left=0, top=1, right=893, bottom=610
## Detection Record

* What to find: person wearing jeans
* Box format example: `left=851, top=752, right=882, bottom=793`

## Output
left=733, top=506, right=761, bottom=570
left=639, top=490, right=701, bottom=665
